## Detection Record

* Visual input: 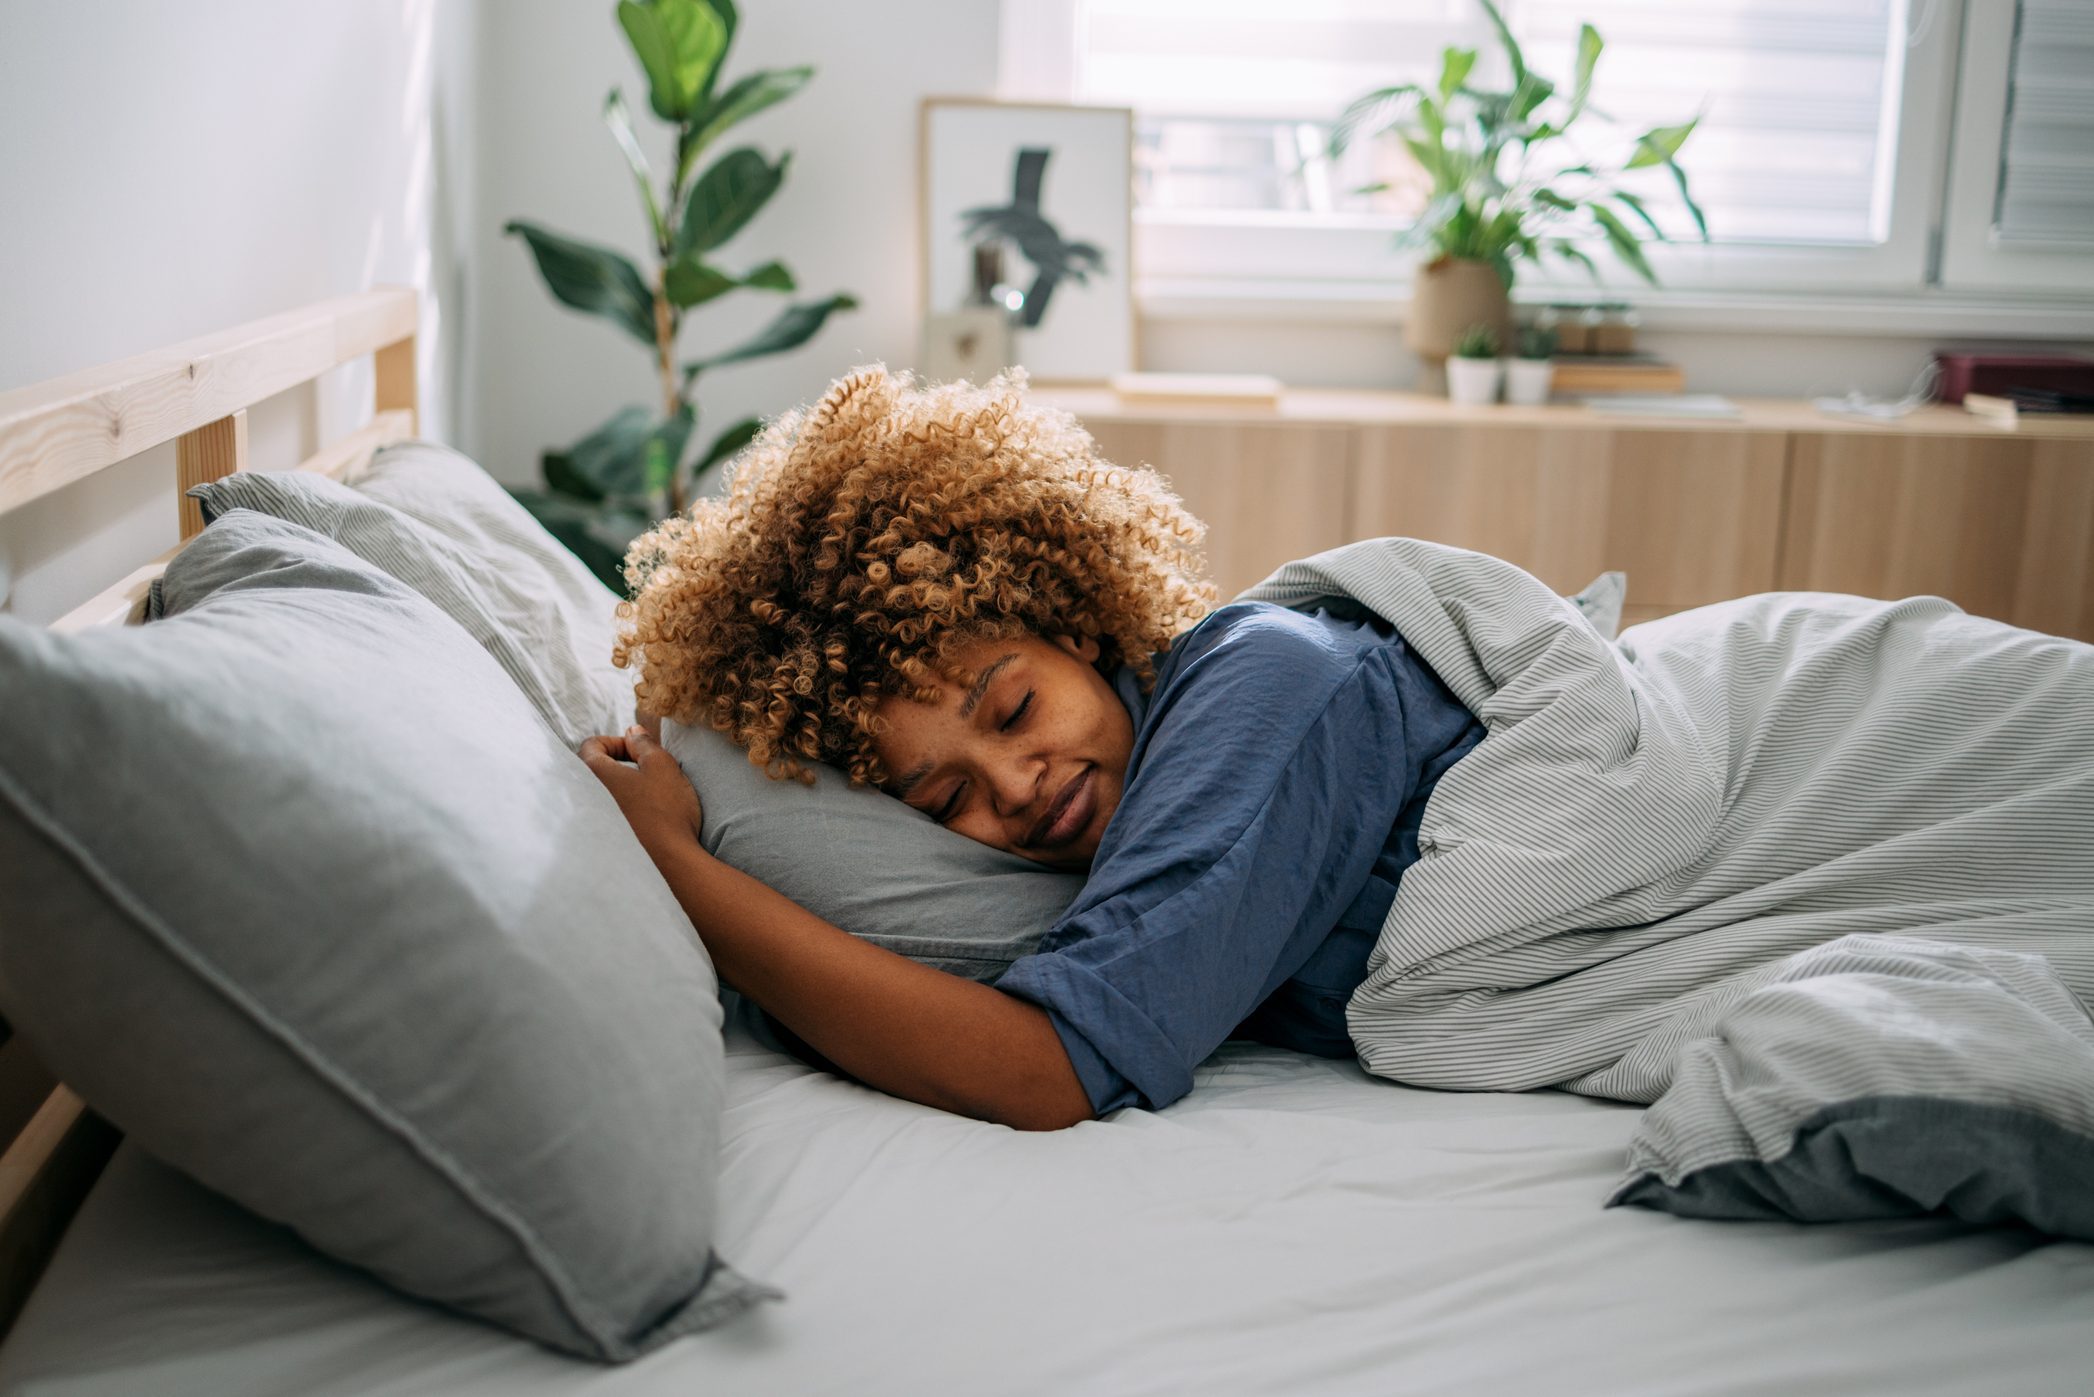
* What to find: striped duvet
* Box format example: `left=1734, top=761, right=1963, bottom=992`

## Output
left=1239, top=538, right=2094, bottom=1106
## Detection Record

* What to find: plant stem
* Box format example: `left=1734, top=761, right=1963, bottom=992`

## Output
left=659, top=128, right=690, bottom=518
left=655, top=264, right=682, bottom=516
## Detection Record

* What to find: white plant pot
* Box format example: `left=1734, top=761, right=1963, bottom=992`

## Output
left=1446, top=356, right=1504, bottom=406
left=1505, top=357, right=1555, bottom=406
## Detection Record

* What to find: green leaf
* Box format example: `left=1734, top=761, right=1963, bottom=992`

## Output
left=675, top=146, right=788, bottom=255
left=1436, top=47, right=1476, bottom=103
left=544, top=406, right=659, bottom=499
left=698, top=0, right=737, bottom=96
left=664, top=258, right=735, bottom=307
left=1533, top=187, right=1578, bottom=212
left=664, top=254, right=797, bottom=307
left=505, top=220, right=657, bottom=346
left=643, top=405, right=697, bottom=495
left=1588, top=202, right=1658, bottom=285
left=1568, top=24, right=1603, bottom=120
left=1511, top=73, right=1555, bottom=121
left=617, top=0, right=726, bottom=122
left=603, top=89, right=669, bottom=252
left=683, top=292, right=856, bottom=380
left=689, top=415, right=761, bottom=496
left=1611, top=190, right=1667, bottom=242
left=678, top=67, right=813, bottom=187
left=1551, top=239, right=1601, bottom=281
left=1480, top=0, right=1527, bottom=87
left=1627, top=120, right=1697, bottom=169
left=1665, top=157, right=1711, bottom=241
left=1328, top=83, right=1424, bottom=157
left=510, top=488, right=655, bottom=593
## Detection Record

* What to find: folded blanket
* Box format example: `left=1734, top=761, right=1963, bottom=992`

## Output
left=1241, top=538, right=2094, bottom=1233
left=1242, top=538, right=2094, bottom=1100
left=1609, top=933, right=2094, bottom=1237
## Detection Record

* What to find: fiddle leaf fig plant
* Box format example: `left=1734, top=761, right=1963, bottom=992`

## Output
left=1331, top=0, right=1708, bottom=290
left=507, top=0, right=856, bottom=589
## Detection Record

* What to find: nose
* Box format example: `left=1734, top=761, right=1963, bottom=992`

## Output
left=984, top=753, right=1043, bottom=821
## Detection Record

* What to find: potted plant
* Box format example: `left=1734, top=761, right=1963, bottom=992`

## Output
left=1447, top=324, right=1503, bottom=406
left=504, top=0, right=857, bottom=589
left=1505, top=324, right=1556, bottom=406
left=1332, top=0, right=1707, bottom=362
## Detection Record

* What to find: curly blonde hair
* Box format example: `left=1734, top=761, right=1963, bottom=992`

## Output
left=615, top=365, right=1218, bottom=785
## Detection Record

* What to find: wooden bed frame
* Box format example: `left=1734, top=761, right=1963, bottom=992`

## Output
left=0, top=286, right=421, bottom=1338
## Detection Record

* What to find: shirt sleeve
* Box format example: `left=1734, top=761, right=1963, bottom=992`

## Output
left=994, top=609, right=1428, bottom=1114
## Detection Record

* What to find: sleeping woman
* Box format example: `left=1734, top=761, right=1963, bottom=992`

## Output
left=580, top=366, right=1484, bottom=1130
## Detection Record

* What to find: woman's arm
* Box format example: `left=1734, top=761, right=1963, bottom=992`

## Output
left=581, top=729, right=1094, bottom=1132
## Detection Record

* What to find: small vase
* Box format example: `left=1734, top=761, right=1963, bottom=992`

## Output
left=1446, top=356, right=1504, bottom=406
left=1408, top=257, right=1513, bottom=360
left=1505, top=357, right=1555, bottom=406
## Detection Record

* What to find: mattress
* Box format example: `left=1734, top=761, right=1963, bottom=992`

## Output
left=3, top=1012, right=2091, bottom=1397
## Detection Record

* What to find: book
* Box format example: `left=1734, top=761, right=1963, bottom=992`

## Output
left=1108, top=372, right=1282, bottom=408
left=1964, top=393, right=2094, bottom=436
left=1548, top=356, right=1685, bottom=396
left=1583, top=394, right=1741, bottom=419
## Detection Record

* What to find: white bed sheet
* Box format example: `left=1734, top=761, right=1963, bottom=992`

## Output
left=3, top=1018, right=2091, bottom=1397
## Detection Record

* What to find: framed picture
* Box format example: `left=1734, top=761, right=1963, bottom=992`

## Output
left=919, top=97, right=1136, bottom=384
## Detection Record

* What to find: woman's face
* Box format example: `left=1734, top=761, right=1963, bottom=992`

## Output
left=873, top=633, right=1134, bottom=871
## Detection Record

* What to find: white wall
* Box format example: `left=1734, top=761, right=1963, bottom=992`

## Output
left=469, top=0, right=1000, bottom=486
left=0, top=0, right=478, bottom=623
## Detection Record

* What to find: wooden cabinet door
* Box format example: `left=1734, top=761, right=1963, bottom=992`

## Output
left=1780, top=433, right=2094, bottom=641
left=1081, top=420, right=1355, bottom=598
left=1351, top=423, right=1787, bottom=610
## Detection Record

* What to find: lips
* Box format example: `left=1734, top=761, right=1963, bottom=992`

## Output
left=1027, top=765, right=1095, bottom=850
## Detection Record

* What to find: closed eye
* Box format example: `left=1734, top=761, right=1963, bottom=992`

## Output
left=1001, top=690, right=1033, bottom=731
left=935, top=783, right=965, bottom=824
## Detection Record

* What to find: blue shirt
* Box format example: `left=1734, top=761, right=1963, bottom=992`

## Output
left=995, top=602, right=1484, bottom=1115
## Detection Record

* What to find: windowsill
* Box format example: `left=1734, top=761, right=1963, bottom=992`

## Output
left=1136, top=276, right=2094, bottom=340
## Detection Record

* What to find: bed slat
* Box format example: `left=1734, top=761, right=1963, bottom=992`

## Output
left=0, top=1090, right=118, bottom=1342
left=0, top=286, right=416, bottom=518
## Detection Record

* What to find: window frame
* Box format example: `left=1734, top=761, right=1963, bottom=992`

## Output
left=1937, top=0, right=2094, bottom=293
left=999, top=0, right=2094, bottom=329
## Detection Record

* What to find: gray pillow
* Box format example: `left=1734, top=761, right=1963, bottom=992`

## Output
left=0, top=510, right=774, bottom=1361
left=664, top=572, right=1627, bottom=980
left=665, top=719, right=1086, bottom=980
left=190, top=442, right=634, bottom=748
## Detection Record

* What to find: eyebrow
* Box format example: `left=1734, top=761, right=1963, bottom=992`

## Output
left=960, top=653, right=1018, bottom=720
left=895, top=653, right=1019, bottom=802
left=895, top=759, right=935, bottom=801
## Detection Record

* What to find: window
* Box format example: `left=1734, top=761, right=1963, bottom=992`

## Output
left=1938, top=0, right=2094, bottom=292
left=1001, top=0, right=2041, bottom=301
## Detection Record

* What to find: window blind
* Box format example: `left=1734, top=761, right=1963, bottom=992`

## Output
left=1994, top=0, right=2094, bottom=247
left=1073, top=0, right=1907, bottom=246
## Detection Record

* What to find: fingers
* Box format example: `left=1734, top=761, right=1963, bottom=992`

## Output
left=623, top=724, right=677, bottom=771
left=577, top=734, right=632, bottom=769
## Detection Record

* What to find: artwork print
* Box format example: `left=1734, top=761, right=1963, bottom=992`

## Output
left=922, top=101, right=1134, bottom=382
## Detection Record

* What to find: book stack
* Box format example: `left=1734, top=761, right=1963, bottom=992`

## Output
left=1963, top=389, right=2094, bottom=435
left=1548, top=355, right=1685, bottom=397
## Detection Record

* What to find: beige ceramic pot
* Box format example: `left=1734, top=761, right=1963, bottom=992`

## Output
left=1407, top=256, right=1512, bottom=361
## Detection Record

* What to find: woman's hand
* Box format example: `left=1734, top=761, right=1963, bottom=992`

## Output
left=579, top=726, right=705, bottom=869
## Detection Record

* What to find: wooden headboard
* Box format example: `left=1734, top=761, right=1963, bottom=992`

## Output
left=0, top=285, right=421, bottom=1338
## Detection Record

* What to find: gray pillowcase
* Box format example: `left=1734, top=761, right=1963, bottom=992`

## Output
left=663, top=572, right=1626, bottom=980
left=665, top=719, right=1087, bottom=980
left=190, top=442, right=635, bottom=748
left=0, top=510, right=774, bottom=1361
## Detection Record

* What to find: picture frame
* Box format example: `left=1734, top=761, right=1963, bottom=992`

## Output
left=919, top=97, right=1136, bottom=384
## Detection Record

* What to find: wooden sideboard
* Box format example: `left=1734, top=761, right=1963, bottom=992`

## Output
left=1035, top=388, right=2094, bottom=642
